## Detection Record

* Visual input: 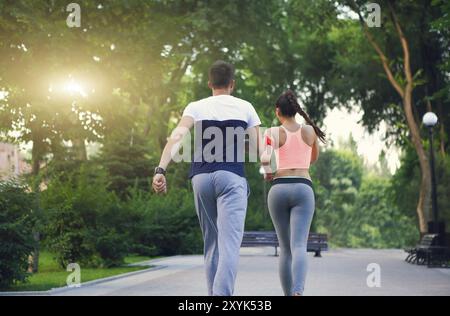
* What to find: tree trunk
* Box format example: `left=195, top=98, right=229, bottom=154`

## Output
left=395, top=0, right=431, bottom=233
left=403, top=92, right=430, bottom=233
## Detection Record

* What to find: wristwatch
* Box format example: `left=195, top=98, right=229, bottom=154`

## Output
left=154, top=167, right=166, bottom=176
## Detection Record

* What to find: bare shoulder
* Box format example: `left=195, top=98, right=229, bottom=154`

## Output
left=302, top=124, right=315, bottom=133
left=301, top=124, right=317, bottom=146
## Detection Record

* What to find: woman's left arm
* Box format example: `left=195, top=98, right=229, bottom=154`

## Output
left=311, top=136, right=320, bottom=164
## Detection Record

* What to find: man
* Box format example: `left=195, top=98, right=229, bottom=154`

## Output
left=152, top=60, right=261, bottom=296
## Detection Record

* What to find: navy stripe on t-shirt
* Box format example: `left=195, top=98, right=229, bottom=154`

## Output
left=189, top=120, right=248, bottom=179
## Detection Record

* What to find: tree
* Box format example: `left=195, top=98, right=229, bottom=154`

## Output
left=97, top=117, right=153, bottom=198
left=337, top=0, right=450, bottom=233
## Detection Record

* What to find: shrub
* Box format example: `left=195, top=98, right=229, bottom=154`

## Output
left=44, top=203, right=94, bottom=268
left=0, top=181, right=34, bottom=289
left=124, top=186, right=203, bottom=256
left=94, top=229, right=128, bottom=268
left=41, top=165, right=129, bottom=268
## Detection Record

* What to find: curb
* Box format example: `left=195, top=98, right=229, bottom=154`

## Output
left=125, top=255, right=203, bottom=267
left=128, top=255, right=182, bottom=267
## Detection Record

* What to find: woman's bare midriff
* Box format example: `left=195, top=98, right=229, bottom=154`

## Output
left=274, top=168, right=311, bottom=181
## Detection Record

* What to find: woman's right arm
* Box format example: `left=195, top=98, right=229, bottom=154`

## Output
left=261, top=128, right=277, bottom=175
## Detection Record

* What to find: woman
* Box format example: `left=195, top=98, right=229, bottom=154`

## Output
left=261, top=90, right=326, bottom=296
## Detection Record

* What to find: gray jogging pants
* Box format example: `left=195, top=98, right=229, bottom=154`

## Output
left=192, top=171, right=249, bottom=296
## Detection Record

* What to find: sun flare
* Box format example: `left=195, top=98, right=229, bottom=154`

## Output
left=63, top=80, right=88, bottom=98
left=0, top=91, right=8, bottom=101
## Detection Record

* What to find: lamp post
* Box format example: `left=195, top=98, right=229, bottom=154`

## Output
left=422, top=112, right=439, bottom=234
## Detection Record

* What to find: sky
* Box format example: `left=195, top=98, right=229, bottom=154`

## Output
left=323, top=107, right=401, bottom=173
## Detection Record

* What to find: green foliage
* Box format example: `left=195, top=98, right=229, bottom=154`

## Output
left=94, top=229, right=128, bottom=268
left=40, top=162, right=202, bottom=266
left=390, top=146, right=422, bottom=222
left=347, top=176, right=417, bottom=248
left=392, top=146, right=450, bottom=232
left=98, top=133, right=153, bottom=197
left=311, top=148, right=363, bottom=246
left=311, top=139, right=418, bottom=248
left=437, top=156, right=450, bottom=227
left=41, top=165, right=128, bottom=268
left=245, top=164, right=275, bottom=231
left=0, top=181, right=34, bottom=289
left=124, top=185, right=202, bottom=256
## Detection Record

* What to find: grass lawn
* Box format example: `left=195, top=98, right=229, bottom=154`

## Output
left=8, top=252, right=155, bottom=292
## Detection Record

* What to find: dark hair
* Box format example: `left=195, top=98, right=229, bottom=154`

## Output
left=209, top=60, right=235, bottom=89
left=276, top=90, right=326, bottom=143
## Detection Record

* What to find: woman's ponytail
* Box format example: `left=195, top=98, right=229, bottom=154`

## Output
left=281, top=90, right=326, bottom=143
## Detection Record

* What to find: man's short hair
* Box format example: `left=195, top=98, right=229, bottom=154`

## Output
left=209, top=60, right=235, bottom=89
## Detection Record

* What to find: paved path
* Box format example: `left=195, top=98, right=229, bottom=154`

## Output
left=52, top=248, right=450, bottom=296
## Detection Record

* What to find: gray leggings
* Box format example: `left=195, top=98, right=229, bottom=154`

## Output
left=268, top=178, right=315, bottom=296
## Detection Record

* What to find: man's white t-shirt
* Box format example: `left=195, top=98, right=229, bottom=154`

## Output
left=183, top=95, right=261, bottom=129
left=182, top=95, right=261, bottom=178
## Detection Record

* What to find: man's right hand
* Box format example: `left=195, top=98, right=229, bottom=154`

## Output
left=152, top=174, right=167, bottom=194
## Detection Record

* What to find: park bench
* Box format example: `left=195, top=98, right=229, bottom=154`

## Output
left=307, top=233, right=329, bottom=258
left=242, top=231, right=280, bottom=256
left=241, top=231, right=328, bottom=257
left=405, top=234, right=450, bottom=267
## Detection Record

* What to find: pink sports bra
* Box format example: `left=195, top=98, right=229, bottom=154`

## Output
left=272, top=125, right=313, bottom=170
